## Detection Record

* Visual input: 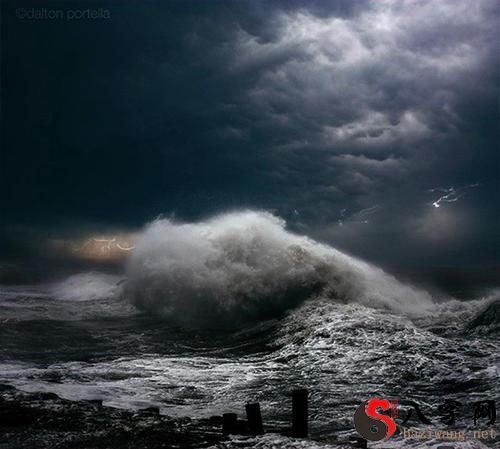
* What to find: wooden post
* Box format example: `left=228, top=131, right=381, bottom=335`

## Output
left=292, top=388, right=308, bottom=437
left=359, top=438, right=367, bottom=449
left=245, top=403, right=264, bottom=434
left=222, top=413, right=237, bottom=434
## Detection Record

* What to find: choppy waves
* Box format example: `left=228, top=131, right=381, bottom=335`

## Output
left=0, top=211, right=499, bottom=448
left=49, top=272, right=125, bottom=302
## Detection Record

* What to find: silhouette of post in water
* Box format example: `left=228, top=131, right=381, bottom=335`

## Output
left=292, top=388, right=308, bottom=437
left=222, top=413, right=238, bottom=434
left=245, top=403, right=264, bottom=434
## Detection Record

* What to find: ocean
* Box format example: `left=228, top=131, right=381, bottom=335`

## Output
left=1, top=211, right=499, bottom=447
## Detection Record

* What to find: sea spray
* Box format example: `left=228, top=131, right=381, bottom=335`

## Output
left=123, top=210, right=434, bottom=327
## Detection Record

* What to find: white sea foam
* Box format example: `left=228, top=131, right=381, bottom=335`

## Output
left=123, top=211, right=434, bottom=327
left=49, top=272, right=124, bottom=302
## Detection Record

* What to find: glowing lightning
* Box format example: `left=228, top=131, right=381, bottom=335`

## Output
left=74, top=236, right=135, bottom=256
left=93, top=237, right=116, bottom=253
left=116, top=242, right=135, bottom=251
left=428, top=183, right=479, bottom=208
left=430, top=187, right=460, bottom=208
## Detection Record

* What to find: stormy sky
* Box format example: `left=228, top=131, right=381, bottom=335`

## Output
left=1, top=0, right=499, bottom=293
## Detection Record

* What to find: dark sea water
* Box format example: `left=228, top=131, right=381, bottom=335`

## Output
left=1, top=212, right=499, bottom=448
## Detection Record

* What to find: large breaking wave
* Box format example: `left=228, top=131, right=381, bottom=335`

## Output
left=123, top=211, right=434, bottom=327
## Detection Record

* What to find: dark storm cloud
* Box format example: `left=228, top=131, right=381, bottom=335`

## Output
left=0, top=0, right=498, bottom=291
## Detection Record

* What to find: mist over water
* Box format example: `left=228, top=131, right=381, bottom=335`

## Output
left=1, top=211, right=499, bottom=446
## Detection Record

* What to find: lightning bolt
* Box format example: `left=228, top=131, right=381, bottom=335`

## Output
left=428, top=183, right=479, bottom=208
left=116, top=242, right=135, bottom=251
left=75, top=237, right=135, bottom=254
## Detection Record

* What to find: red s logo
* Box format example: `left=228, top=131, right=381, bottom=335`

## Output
left=353, top=398, right=398, bottom=441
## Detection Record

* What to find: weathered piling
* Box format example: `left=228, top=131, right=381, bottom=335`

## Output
left=292, top=388, right=308, bottom=437
left=245, top=402, right=264, bottom=434
left=222, top=413, right=238, bottom=434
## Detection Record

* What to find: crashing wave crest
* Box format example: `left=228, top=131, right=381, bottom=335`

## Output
left=50, top=272, right=124, bottom=302
left=466, top=291, right=500, bottom=334
left=123, top=211, right=434, bottom=327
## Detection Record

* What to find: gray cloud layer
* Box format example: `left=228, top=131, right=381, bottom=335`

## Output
left=1, top=0, right=498, bottom=291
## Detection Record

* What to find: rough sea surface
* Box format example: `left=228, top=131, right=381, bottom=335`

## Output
left=1, top=212, right=499, bottom=448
